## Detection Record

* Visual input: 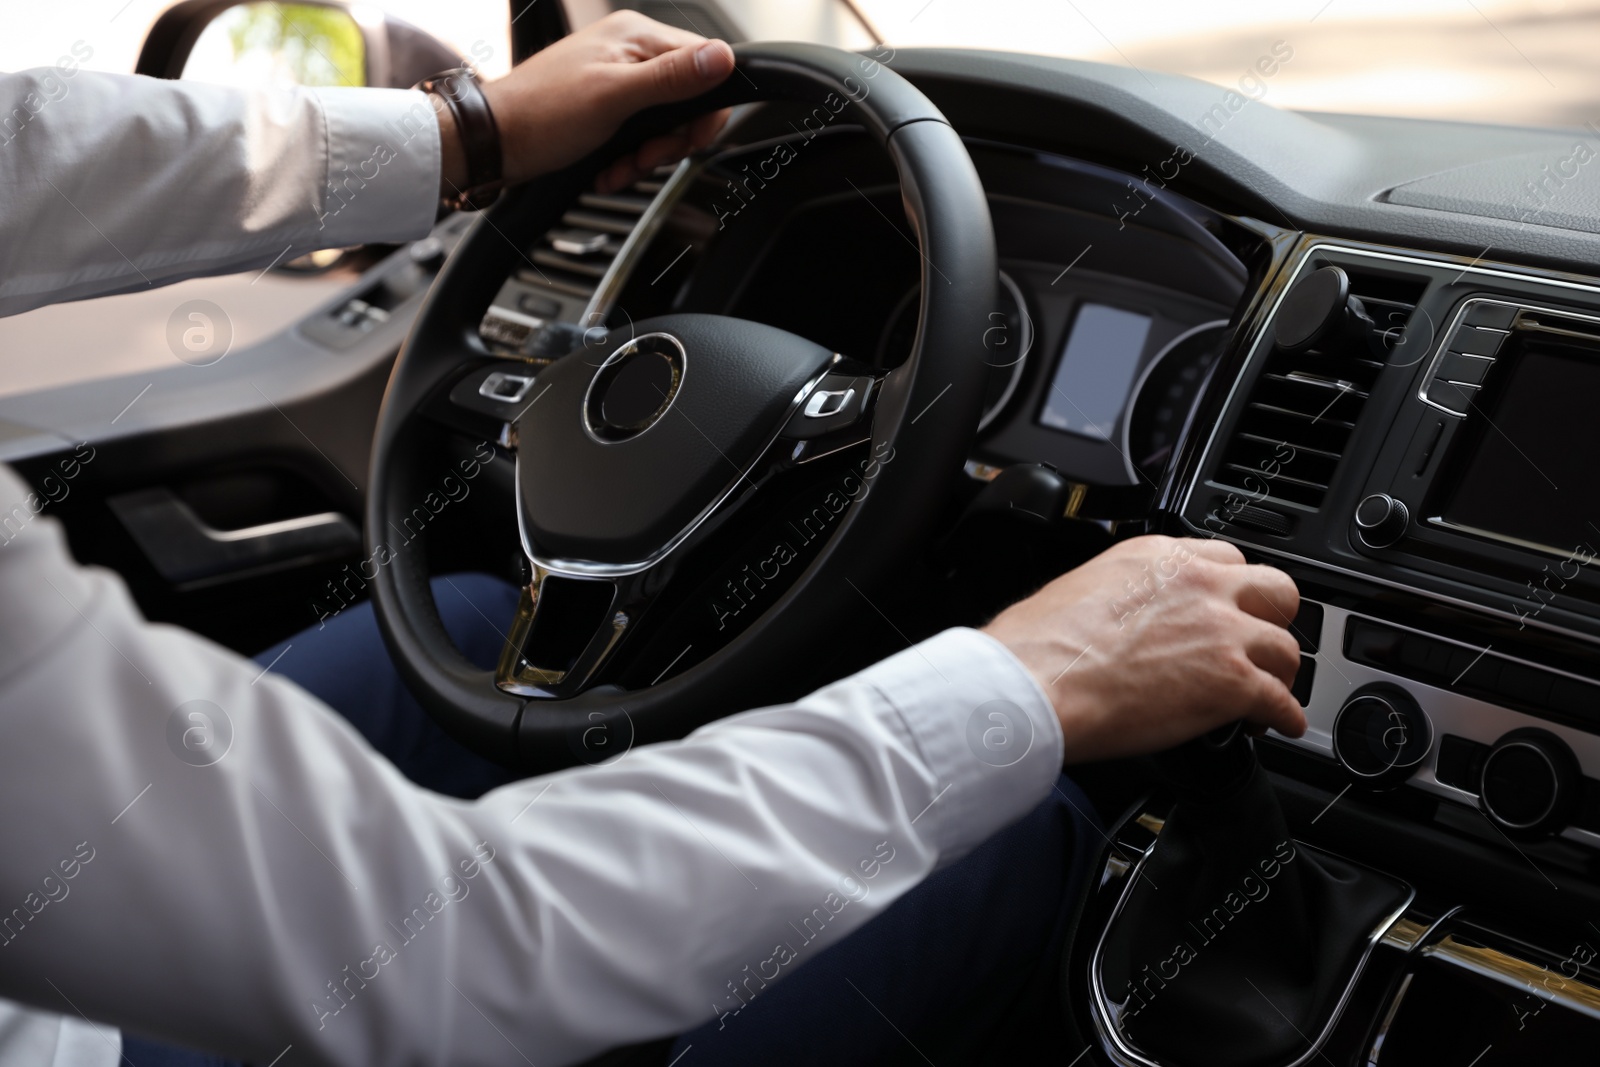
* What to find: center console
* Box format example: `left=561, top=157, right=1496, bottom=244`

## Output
left=1075, top=238, right=1600, bottom=1066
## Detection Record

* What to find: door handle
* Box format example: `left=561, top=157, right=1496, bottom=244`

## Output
left=108, top=487, right=359, bottom=586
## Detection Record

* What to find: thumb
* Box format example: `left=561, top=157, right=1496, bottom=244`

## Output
left=620, top=39, right=736, bottom=108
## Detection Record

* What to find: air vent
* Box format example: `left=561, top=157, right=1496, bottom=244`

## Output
left=516, top=185, right=658, bottom=300
left=1214, top=268, right=1426, bottom=511
left=479, top=173, right=670, bottom=354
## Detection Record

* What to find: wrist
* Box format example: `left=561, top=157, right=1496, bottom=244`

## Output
left=432, top=92, right=469, bottom=197
left=417, top=68, right=503, bottom=210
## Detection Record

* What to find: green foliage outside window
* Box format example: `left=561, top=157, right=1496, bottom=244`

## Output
left=223, top=2, right=365, bottom=88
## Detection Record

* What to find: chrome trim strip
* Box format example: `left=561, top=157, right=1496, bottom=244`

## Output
left=1366, top=971, right=1413, bottom=1065
left=582, top=156, right=703, bottom=327
left=1423, top=935, right=1600, bottom=1022
left=205, top=511, right=351, bottom=543
left=978, top=270, right=1034, bottom=432
left=1121, top=318, right=1230, bottom=483
left=579, top=331, right=687, bottom=445
left=1086, top=835, right=1414, bottom=1067
left=518, top=357, right=843, bottom=578
left=1426, top=516, right=1596, bottom=564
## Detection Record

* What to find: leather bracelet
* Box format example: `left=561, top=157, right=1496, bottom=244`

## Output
left=416, top=67, right=504, bottom=212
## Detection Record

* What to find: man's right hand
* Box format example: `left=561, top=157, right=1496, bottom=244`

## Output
left=982, top=535, right=1306, bottom=763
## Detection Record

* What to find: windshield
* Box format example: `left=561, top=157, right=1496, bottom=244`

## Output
left=849, top=0, right=1596, bottom=129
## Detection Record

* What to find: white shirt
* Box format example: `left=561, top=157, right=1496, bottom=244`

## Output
left=0, top=69, right=1064, bottom=1067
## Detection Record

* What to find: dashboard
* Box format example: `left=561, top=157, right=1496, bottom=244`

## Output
left=456, top=60, right=1600, bottom=1056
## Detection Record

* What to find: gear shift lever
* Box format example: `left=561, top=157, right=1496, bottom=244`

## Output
left=1153, top=722, right=1256, bottom=804
left=1096, top=723, right=1410, bottom=1067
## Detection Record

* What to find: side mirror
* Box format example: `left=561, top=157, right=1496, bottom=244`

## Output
left=135, top=0, right=462, bottom=90
left=183, top=2, right=370, bottom=89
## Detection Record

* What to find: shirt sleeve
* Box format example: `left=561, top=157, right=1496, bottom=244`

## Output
left=0, top=68, right=441, bottom=318
left=0, top=463, right=1062, bottom=1067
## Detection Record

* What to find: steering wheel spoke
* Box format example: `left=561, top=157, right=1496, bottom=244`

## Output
left=496, top=564, right=638, bottom=698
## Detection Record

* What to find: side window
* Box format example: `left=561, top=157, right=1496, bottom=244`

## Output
left=0, top=0, right=508, bottom=400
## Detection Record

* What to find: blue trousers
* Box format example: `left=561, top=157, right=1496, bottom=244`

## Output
left=125, top=576, right=1099, bottom=1066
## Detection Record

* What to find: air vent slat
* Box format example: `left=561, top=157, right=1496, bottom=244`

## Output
left=1245, top=402, right=1356, bottom=432
left=514, top=268, right=595, bottom=299
left=531, top=249, right=613, bottom=279
left=1221, top=464, right=1329, bottom=493
left=1236, top=432, right=1341, bottom=462
left=561, top=209, right=638, bottom=236
left=1214, top=266, right=1428, bottom=512
left=577, top=192, right=652, bottom=215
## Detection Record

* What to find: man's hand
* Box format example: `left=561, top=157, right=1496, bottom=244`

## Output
left=982, top=536, right=1306, bottom=763
left=435, top=12, right=736, bottom=199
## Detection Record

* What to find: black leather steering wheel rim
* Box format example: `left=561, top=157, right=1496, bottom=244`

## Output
left=367, top=42, right=997, bottom=772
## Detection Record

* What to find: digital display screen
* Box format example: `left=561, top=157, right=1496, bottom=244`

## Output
left=1038, top=303, right=1152, bottom=441
left=1441, top=342, right=1600, bottom=555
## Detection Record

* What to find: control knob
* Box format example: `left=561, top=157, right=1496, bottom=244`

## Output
left=1479, top=728, right=1581, bottom=839
left=1333, top=685, right=1431, bottom=788
left=1355, top=493, right=1409, bottom=549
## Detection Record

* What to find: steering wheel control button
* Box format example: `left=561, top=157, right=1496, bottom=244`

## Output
left=804, top=387, right=856, bottom=418
left=479, top=371, right=537, bottom=404
left=583, top=332, right=686, bottom=443
left=784, top=374, right=874, bottom=439
left=449, top=362, right=545, bottom=420
left=1333, top=686, right=1432, bottom=788
left=1479, top=728, right=1581, bottom=838
left=1354, top=492, right=1409, bottom=548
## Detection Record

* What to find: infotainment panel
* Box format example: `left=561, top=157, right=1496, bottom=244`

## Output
left=1435, top=336, right=1600, bottom=559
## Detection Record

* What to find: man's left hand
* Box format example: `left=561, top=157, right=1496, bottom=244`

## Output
left=434, top=11, right=737, bottom=199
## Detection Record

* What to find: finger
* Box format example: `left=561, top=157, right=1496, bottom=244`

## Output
left=1241, top=617, right=1301, bottom=689
left=635, top=130, right=693, bottom=172
left=614, top=39, right=736, bottom=111
left=1231, top=564, right=1299, bottom=626
left=611, top=11, right=709, bottom=56
left=686, top=107, right=732, bottom=150
left=595, top=156, right=639, bottom=194
left=1185, top=537, right=1246, bottom=565
left=1241, top=666, right=1307, bottom=738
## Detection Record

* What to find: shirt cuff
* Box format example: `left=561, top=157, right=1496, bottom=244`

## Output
left=310, top=86, right=440, bottom=249
left=853, top=627, right=1064, bottom=865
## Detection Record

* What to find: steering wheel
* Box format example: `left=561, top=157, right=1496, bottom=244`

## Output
left=367, top=43, right=997, bottom=772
